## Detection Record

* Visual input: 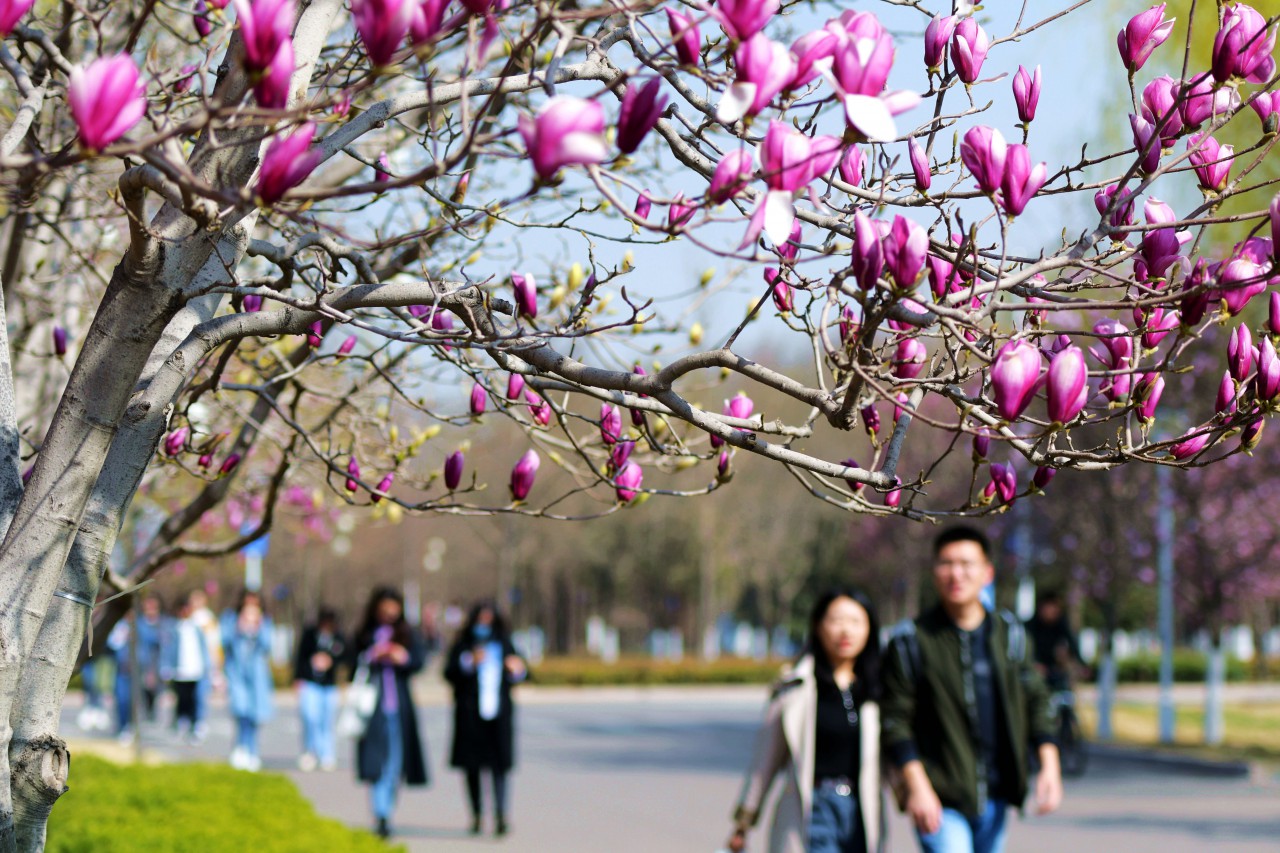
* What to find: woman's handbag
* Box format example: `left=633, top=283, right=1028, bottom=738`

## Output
left=336, top=664, right=378, bottom=738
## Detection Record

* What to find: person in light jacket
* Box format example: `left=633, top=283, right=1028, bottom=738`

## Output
left=728, top=588, right=884, bottom=853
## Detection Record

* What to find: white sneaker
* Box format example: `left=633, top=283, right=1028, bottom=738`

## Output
left=245, top=754, right=262, bottom=773
left=319, top=757, right=337, bottom=772
left=229, top=746, right=248, bottom=770
left=298, top=753, right=317, bottom=772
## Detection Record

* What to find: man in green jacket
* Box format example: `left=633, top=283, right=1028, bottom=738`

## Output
left=882, top=526, right=1062, bottom=852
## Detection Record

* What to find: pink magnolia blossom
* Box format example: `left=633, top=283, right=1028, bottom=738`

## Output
left=999, top=143, right=1048, bottom=217
left=1251, top=91, right=1280, bottom=129
left=827, top=15, right=919, bottom=141
left=667, top=193, right=696, bottom=229
left=1046, top=346, right=1089, bottom=424
left=1117, top=4, right=1175, bottom=73
left=512, top=272, right=537, bottom=319
left=850, top=211, right=884, bottom=291
left=1215, top=371, right=1237, bottom=416
left=443, top=451, right=464, bottom=490
left=165, top=427, right=189, bottom=457
left=518, top=96, right=608, bottom=181
left=370, top=472, right=395, bottom=502
left=509, top=449, right=540, bottom=501
left=1141, top=75, right=1184, bottom=145
left=959, top=126, right=1007, bottom=195
left=908, top=139, right=931, bottom=192
left=353, top=0, right=414, bottom=67
left=1094, top=184, right=1136, bottom=230
left=666, top=8, right=701, bottom=67
left=950, top=17, right=990, bottom=84
left=1227, top=323, right=1254, bottom=382
left=1212, top=3, right=1276, bottom=84
left=712, top=0, right=779, bottom=42
left=1134, top=372, right=1165, bottom=424
left=1180, top=74, right=1240, bottom=128
left=409, top=0, right=449, bottom=45
left=252, top=36, right=293, bottom=109
left=1013, top=65, right=1041, bottom=123
left=1170, top=431, right=1211, bottom=460
left=893, top=338, right=927, bottom=380
left=525, top=389, right=551, bottom=426
left=616, top=77, right=667, bottom=155
left=924, top=14, right=957, bottom=71
left=256, top=122, right=321, bottom=204
left=716, top=34, right=796, bottom=123
left=67, top=55, right=147, bottom=151
left=232, top=0, right=295, bottom=74
left=708, top=148, right=755, bottom=203
left=839, top=144, right=864, bottom=186
left=1130, top=113, right=1161, bottom=175
left=614, top=460, right=644, bottom=502
left=1257, top=337, right=1280, bottom=401
left=470, top=383, right=487, bottom=416
left=988, top=462, right=1017, bottom=503
left=600, top=404, right=623, bottom=445
left=990, top=339, right=1043, bottom=420
left=881, top=215, right=927, bottom=288
left=0, top=0, right=35, bottom=36
left=634, top=190, right=652, bottom=220
left=1187, top=133, right=1233, bottom=193
left=506, top=373, right=525, bottom=400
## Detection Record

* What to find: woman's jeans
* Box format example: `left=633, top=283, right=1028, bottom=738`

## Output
left=809, top=780, right=864, bottom=853
left=372, top=712, right=404, bottom=821
left=917, top=799, right=1008, bottom=853
left=299, top=681, right=339, bottom=763
left=235, top=717, right=260, bottom=758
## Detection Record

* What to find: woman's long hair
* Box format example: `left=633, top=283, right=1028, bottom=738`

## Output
left=356, top=586, right=412, bottom=651
left=804, top=587, right=882, bottom=703
left=456, top=600, right=510, bottom=647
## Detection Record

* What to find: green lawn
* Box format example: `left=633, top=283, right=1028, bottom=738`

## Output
left=1078, top=701, right=1280, bottom=765
left=48, top=755, right=401, bottom=853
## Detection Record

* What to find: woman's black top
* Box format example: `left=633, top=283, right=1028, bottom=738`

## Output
left=813, top=677, right=861, bottom=784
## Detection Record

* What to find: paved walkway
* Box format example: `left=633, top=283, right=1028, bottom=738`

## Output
left=60, top=683, right=1280, bottom=852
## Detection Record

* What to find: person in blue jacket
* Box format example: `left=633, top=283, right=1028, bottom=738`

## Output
left=221, top=589, right=275, bottom=772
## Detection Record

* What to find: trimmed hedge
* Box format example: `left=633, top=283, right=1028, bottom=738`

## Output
left=1113, top=650, right=1251, bottom=683
left=529, top=656, right=784, bottom=686
left=48, top=755, right=400, bottom=853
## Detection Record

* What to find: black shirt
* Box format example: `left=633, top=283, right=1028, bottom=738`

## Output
left=813, top=677, right=861, bottom=784
left=959, top=618, right=1005, bottom=795
left=293, top=626, right=347, bottom=686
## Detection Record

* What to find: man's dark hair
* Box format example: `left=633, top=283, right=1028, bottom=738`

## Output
left=1036, top=590, right=1062, bottom=608
left=932, top=525, right=991, bottom=558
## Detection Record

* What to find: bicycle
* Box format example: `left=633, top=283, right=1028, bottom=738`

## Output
left=1049, top=688, right=1088, bottom=778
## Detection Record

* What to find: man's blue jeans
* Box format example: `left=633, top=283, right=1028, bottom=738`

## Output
left=917, top=799, right=1008, bottom=853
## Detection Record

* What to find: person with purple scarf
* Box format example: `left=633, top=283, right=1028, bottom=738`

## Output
left=354, top=587, right=428, bottom=839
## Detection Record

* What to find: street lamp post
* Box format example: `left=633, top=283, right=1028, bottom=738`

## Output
left=1156, top=464, right=1176, bottom=744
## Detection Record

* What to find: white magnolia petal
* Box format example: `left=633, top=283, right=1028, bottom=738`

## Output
left=843, top=94, right=897, bottom=142
left=558, top=132, right=609, bottom=167
left=882, top=89, right=922, bottom=116
left=717, top=83, right=756, bottom=124
left=763, top=190, right=797, bottom=247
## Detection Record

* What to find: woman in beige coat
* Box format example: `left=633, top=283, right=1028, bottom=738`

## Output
left=728, top=588, right=883, bottom=853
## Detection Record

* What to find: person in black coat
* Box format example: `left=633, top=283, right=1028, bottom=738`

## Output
left=354, top=588, right=428, bottom=839
left=444, top=601, right=528, bottom=837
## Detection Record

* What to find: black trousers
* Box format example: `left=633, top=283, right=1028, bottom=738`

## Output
left=173, top=680, right=199, bottom=724
left=465, top=767, right=508, bottom=819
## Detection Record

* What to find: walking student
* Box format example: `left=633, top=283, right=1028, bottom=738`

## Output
left=881, top=526, right=1063, bottom=853
left=222, top=590, right=275, bottom=772
left=294, top=607, right=347, bottom=771
left=727, top=588, right=884, bottom=853
left=162, top=593, right=212, bottom=743
left=354, top=587, right=429, bottom=839
left=444, top=601, right=529, bottom=838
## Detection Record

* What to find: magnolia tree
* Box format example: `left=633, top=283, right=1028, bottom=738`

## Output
left=0, top=0, right=1276, bottom=844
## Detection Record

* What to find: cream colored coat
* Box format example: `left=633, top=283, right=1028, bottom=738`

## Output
left=732, top=656, right=882, bottom=853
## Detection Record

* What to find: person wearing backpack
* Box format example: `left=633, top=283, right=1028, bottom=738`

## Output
left=881, top=527, right=1062, bottom=853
